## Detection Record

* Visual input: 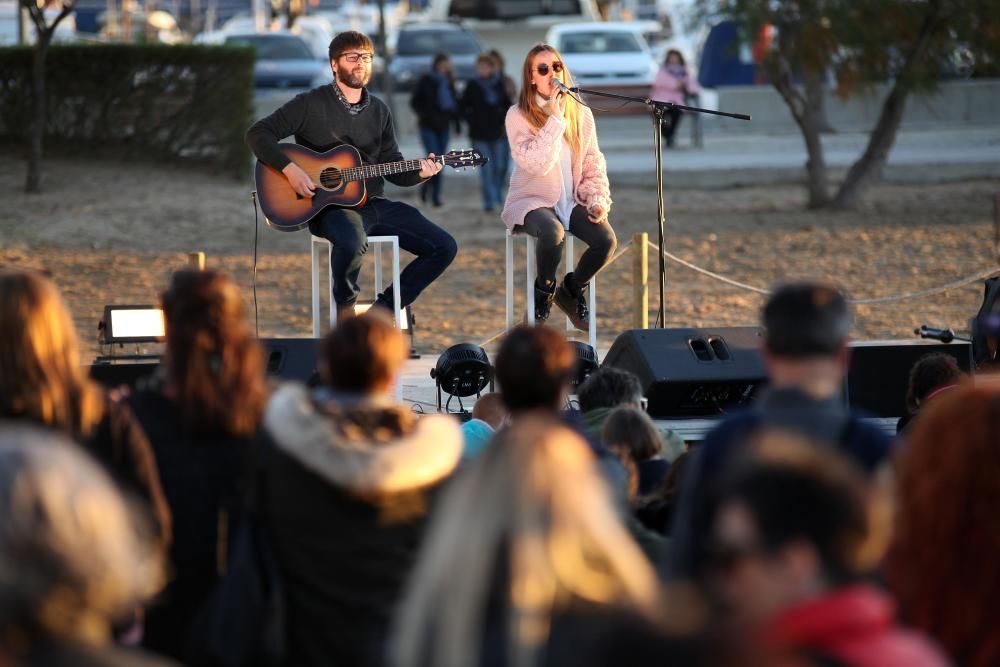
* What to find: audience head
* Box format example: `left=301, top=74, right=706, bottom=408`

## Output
left=0, top=269, right=104, bottom=437
left=888, top=386, right=1000, bottom=667
left=760, top=281, right=852, bottom=396
left=321, top=309, right=407, bottom=396
left=475, top=52, right=496, bottom=78
left=904, top=352, right=964, bottom=413
left=708, top=434, right=887, bottom=627
left=471, top=392, right=506, bottom=429
left=0, top=422, right=163, bottom=646
left=578, top=366, right=644, bottom=413
left=602, top=406, right=663, bottom=463
left=160, top=269, right=267, bottom=436
left=393, top=415, right=660, bottom=666
left=495, top=325, right=575, bottom=414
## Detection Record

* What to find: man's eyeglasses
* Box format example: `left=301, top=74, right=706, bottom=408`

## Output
left=535, top=62, right=563, bottom=76
left=340, top=52, right=374, bottom=64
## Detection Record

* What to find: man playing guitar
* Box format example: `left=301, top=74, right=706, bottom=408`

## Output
left=246, top=30, right=458, bottom=321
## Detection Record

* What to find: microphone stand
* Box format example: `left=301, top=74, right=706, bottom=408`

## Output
left=561, top=84, right=750, bottom=327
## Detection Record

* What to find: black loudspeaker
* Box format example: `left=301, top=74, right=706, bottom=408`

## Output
left=260, top=338, right=322, bottom=386
left=845, top=341, right=974, bottom=418
left=603, top=328, right=767, bottom=418
left=89, top=361, right=161, bottom=390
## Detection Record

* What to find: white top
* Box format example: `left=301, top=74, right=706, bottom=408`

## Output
left=554, top=139, right=575, bottom=229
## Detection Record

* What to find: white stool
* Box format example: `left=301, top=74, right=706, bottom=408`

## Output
left=505, top=228, right=597, bottom=349
left=311, top=234, right=402, bottom=336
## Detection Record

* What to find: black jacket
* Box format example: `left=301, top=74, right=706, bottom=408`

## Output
left=126, top=388, right=267, bottom=661
left=459, top=76, right=512, bottom=142
left=410, top=73, right=460, bottom=134
left=260, top=384, right=462, bottom=667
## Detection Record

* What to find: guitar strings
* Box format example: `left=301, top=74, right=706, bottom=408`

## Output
left=300, top=153, right=465, bottom=182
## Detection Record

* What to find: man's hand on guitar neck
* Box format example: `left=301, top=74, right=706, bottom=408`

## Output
left=282, top=162, right=317, bottom=198
left=417, top=153, right=444, bottom=179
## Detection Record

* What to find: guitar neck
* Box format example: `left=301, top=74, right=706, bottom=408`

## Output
left=340, top=156, right=440, bottom=183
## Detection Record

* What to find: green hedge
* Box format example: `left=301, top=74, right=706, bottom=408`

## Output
left=0, top=44, right=255, bottom=177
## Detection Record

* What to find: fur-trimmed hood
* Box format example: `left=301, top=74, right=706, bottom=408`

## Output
left=264, top=383, right=462, bottom=496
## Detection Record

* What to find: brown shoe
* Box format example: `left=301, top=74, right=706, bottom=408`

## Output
left=532, top=280, right=556, bottom=324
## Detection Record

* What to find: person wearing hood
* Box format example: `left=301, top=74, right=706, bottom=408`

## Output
left=261, top=310, right=462, bottom=667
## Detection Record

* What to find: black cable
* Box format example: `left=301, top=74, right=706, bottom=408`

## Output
left=250, top=191, right=260, bottom=338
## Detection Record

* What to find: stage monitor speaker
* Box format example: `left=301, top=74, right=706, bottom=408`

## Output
left=89, top=360, right=160, bottom=390
left=260, top=338, right=322, bottom=386
left=602, top=327, right=767, bottom=418
left=845, top=340, right=973, bottom=418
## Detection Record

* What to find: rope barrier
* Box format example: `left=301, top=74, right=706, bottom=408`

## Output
left=646, top=240, right=999, bottom=304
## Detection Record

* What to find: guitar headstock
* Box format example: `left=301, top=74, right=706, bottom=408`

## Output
left=442, top=149, right=488, bottom=170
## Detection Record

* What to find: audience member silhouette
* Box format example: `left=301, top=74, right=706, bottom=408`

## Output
left=0, top=269, right=171, bottom=544
left=667, top=281, right=894, bottom=581
left=708, top=434, right=947, bottom=667
left=0, top=423, right=174, bottom=667
left=125, top=270, right=271, bottom=659
left=261, top=310, right=462, bottom=666
left=887, top=386, right=1000, bottom=667
left=895, top=352, right=965, bottom=434
left=392, top=416, right=703, bottom=667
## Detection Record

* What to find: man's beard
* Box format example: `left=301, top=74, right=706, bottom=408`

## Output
left=338, top=68, right=370, bottom=89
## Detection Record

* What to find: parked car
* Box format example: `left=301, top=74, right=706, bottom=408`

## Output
left=387, top=21, right=483, bottom=91
left=195, top=30, right=333, bottom=89
left=544, top=22, right=658, bottom=90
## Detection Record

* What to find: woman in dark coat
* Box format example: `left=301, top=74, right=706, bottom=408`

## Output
left=126, top=270, right=270, bottom=660
left=410, top=52, right=460, bottom=207
left=460, top=53, right=513, bottom=212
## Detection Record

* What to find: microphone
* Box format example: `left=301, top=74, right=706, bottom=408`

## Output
left=552, top=78, right=574, bottom=94
left=916, top=325, right=956, bottom=343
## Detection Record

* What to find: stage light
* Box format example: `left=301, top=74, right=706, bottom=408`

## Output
left=100, top=305, right=165, bottom=344
left=430, top=343, right=494, bottom=412
left=570, top=341, right=598, bottom=390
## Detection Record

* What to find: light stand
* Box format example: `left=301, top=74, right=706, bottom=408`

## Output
left=562, top=84, right=750, bottom=327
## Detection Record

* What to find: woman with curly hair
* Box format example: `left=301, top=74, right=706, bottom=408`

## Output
left=125, top=269, right=270, bottom=659
left=886, top=385, right=1000, bottom=667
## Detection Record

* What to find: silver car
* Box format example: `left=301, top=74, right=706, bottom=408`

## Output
left=386, top=22, right=483, bottom=92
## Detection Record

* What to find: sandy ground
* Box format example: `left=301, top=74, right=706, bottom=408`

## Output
left=1, top=158, right=998, bottom=363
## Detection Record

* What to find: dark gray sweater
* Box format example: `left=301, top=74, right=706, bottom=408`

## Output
left=245, top=84, right=423, bottom=198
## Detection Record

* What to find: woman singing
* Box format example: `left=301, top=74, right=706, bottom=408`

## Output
left=502, top=44, right=616, bottom=331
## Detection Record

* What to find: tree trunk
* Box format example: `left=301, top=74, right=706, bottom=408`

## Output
left=832, top=3, right=944, bottom=209
left=804, top=69, right=835, bottom=134
left=26, top=38, right=49, bottom=194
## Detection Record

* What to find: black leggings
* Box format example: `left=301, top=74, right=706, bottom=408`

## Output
left=515, top=205, right=617, bottom=289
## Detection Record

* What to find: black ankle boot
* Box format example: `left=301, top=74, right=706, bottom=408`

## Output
left=533, top=280, right=556, bottom=323
left=554, top=272, right=589, bottom=332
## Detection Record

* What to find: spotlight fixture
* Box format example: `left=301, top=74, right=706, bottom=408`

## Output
left=430, top=343, right=494, bottom=413
left=570, top=341, right=598, bottom=390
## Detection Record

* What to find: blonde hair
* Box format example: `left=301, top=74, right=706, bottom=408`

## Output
left=0, top=270, right=105, bottom=438
left=518, top=44, right=583, bottom=157
left=0, top=423, right=163, bottom=644
left=392, top=416, right=660, bottom=667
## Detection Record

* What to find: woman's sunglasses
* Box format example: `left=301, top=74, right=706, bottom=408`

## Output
left=535, top=62, right=563, bottom=76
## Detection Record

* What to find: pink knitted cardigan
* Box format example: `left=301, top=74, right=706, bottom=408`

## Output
left=500, top=104, right=612, bottom=231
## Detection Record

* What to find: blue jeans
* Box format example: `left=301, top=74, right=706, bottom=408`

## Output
left=308, top=198, right=458, bottom=309
left=495, top=135, right=511, bottom=201
left=472, top=139, right=507, bottom=210
left=418, top=127, right=449, bottom=205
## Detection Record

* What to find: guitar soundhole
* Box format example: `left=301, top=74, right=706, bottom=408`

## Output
left=318, top=168, right=343, bottom=190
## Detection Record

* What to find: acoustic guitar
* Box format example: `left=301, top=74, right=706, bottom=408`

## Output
left=254, top=144, right=487, bottom=231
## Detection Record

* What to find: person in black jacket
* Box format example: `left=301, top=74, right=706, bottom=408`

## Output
left=246, top=31, right=456, bottom=321
left=460, top=53, right=512, bottom=212
left=125, top=270, right=271, bottom=661
left=261, top=311, right=462, bottom=667
left=410, top=52, right=460, bottom=207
